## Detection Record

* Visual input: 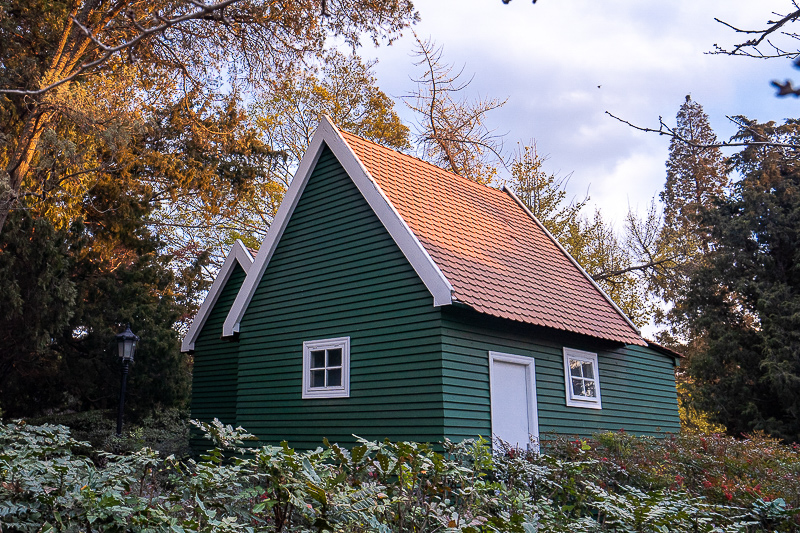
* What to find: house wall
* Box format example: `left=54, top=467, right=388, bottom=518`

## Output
left=441, top=306, right=681, bottom=441
left=190, top=262, right=247, bottom=447
left=236, top=146, right=444, bottom=450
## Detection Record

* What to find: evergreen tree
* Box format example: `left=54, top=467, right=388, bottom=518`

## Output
left=679, top=119, right=800, bottom=442
left=654, top=96, right=729, bottom=336
left=509, top=143, right=586, bottom=244
left=660, top=95, right=728, bottom=251
left=0, top=174, right=207, bottom=418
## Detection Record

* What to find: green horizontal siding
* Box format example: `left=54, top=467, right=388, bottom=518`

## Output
left=190, top=263, right=247, bottom=450
left=441, top=307, right=680, bottom=441
left=237, top=146, right=443, bottom=450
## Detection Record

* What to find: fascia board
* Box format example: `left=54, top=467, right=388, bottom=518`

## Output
left=222, top=127, right=326, bottom=337
left=223, top=117, right=454, bottom=337
left=502, top=186, right=646, bottom=346
left=320, top=117, right=453, bottom=306
left=181, top=240, right=254, bottom=352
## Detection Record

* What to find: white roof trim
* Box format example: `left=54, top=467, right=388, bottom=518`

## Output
left=181, top=240, right=253, bottom=352
left=502, top=186, right=643, bottom=339
left=223, top=116, right=453, bottom=337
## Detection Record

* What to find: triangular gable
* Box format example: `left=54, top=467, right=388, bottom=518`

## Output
left=181, top=240, right=253, bottom=352
left=222, top=116, right=453, bottom=337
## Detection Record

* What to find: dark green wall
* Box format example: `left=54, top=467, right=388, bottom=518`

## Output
left=191, top=262, right=247, bottom=448
left=236, top=146, right=444, bottom=449
left=441, top=306, right=681, bottom=441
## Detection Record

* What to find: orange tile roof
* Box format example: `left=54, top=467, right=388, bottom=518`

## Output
left=338, top=130, right=645, bottom=346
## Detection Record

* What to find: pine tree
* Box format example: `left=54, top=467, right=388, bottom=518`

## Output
left=661, top=95, right=728, bottom=244
left=679, top=119, right=800, bottom=442
left=653, top=96, right=729, bottom=321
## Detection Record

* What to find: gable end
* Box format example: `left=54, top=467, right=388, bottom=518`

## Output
left=182, top=240, right=253, bottom=352
left=223, top=116, right=453, bottom=337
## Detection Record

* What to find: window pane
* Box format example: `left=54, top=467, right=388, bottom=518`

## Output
left=571, top=378, right=585, bottom=397
left=569, top=359, right=582, bottom=377
left=585, top=380, right=596, bottom=398
left=327, top=348, right=342, bottom=367
left=311, top=370, right=325, bottom=388
left=311, top=350, right=326, bottom=369
left=582, top=362, right=594, bottom=379
left=327, top=368, right=342, bottom=387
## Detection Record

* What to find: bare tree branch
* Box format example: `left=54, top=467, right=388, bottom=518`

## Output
left=592, top=257, right=678, bottom=282
left=605, top=111, right=800, bottom=150
left=405, top=34, right=507, bottom=183
left=712, top=8, right=800, bottom=58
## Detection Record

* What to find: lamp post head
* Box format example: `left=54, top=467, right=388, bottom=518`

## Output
left=115, top=324, right=139, bottom=362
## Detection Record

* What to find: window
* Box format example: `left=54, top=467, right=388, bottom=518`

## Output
left=563, top=348, right=602, bottom=409
left=302, top=337, right=350, bottom=398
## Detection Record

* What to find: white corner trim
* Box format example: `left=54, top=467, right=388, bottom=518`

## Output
left=223, top=116, right=453, bottom=337
left=181, top=240, right=254, bottom=352
left=502, top=186, right=643, bottom=338
left=563, top=347, right=603, bottom=409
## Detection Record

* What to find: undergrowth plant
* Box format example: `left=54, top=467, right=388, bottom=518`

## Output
left=1, top=419, right=798, bottom=532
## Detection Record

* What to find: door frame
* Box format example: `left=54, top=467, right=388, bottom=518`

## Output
left=488, top=351, right=539, bottom=448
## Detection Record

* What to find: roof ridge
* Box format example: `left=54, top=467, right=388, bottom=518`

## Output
left=337, top=129, right=508, bottom=199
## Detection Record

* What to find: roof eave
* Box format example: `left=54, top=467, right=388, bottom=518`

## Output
left=502, top=186, right=646, bottom=347
left=181, top=240, right=254, bottom=352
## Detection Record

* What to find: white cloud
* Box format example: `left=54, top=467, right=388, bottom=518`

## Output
left=368, top=0, right=797, bottom=223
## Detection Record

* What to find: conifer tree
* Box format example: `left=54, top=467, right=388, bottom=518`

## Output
left=678, top=119, right=800, bottom=442
left=653, top=96, right=729, bottom=320
left=661, top=95, right=728, bottom=248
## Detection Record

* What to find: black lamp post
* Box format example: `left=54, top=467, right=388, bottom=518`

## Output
left=115, top=324, right=139, bottom=436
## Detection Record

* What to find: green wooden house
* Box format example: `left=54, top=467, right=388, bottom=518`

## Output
left=183, top=117, right=681, bottom=449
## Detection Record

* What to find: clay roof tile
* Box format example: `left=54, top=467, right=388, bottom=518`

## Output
left=338, top=130, right=645, bottom=346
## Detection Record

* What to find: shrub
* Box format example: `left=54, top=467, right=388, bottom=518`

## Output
left=25, top=408, right=191, bottom=459
left=1, top=420, right=798, bottom=532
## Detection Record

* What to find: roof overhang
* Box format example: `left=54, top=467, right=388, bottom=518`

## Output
left=503, top=186, right=646, bottom=346
left=181, top=240, right=254, bottom=352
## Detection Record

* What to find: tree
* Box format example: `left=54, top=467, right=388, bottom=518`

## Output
left=679, top=119, right=800, bottom=442
left=0, top=0, right=418, bottom=234
left=649, top=96, right=730, bottom=322
left=153, top=50, right=412, bottom=264
left=509, top=142, right=586, bottom=243
left=405, top=35, right=506, bottom=184
left=257, top=50, right=411, bottom=167
left=661, top=96, right=728, bottom=245
left=0, top=172, right=208, bottom=418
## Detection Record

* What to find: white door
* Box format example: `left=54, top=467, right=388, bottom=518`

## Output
left=489, top=352, right=539, bottom=449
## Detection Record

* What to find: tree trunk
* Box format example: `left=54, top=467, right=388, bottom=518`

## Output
left=0, top=110, right=52, bottom=234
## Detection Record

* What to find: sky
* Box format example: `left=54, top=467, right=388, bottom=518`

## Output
left=365, top=0, right=800, bottom=227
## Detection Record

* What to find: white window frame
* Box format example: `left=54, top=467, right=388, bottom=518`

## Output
left=563, top=347, right=602, bottom=409
left=302, top=337, right=350, bottom=399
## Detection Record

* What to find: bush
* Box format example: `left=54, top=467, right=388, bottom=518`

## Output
left=545, top=431, right=800, bottom=509
left=1, top=420, right=798, bottom=532
left=25, top=408, right=191, bottom=459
